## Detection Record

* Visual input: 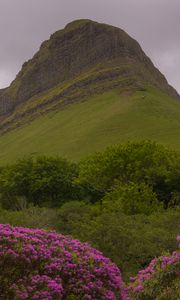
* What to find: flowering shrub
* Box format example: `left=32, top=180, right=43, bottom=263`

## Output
left=0, top=224, right=122, bottom=300
left=126, top=236, right=180, bottom=300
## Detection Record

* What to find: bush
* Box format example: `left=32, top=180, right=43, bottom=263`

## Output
left=126, top=236, right=180, bottom=300
left=55, top=202, right=180, bottom=280
left=0, top=203, right=179, bottom=281
left=102, top=182, right=162, bottom=215
left=0, top=206, right=58, bottom=230
left=0, top=224, right=123, bottom=300
left=56, top=201, right=94, bottom=234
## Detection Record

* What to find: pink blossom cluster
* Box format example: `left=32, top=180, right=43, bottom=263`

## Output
left=125, top=236, right=180, bottom=300
left=0, top=224, right=122, bottom=300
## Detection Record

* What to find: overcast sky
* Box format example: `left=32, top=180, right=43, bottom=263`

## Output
left=0, top=0, right=179, bottom=93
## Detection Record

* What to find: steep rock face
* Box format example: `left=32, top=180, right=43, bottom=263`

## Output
left=0, top=19, right=179, bottom=117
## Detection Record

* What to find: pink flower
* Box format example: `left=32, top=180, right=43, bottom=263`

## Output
left=0, top=224, right=123, bottom=300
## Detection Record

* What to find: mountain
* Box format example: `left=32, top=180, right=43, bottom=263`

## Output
left=0, top=19, right=179, bottom=129
left=0, top=19, right=180, bottom=163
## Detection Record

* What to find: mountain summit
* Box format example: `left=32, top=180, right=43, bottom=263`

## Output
left=0, top=20, right=180, bottom=162
left=0, top=20, right=179, bottom=118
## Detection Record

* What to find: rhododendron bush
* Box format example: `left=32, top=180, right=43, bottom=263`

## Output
left=0, top=224, right=122, bottom=300
left=126, top=236, right=180, bottom=300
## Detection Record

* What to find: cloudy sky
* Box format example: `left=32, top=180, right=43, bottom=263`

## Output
left=0, top=0, right=179, bottom=93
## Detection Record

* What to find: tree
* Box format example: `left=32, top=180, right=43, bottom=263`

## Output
left=0, top=156, right=81, bottom=209
left=0, top=157, right=34, bottom=210
left=77, top=140, right=180, bottom=207
left=29, top=156, right=80, bottom=206
left=102, top=182, right=162, bottom=215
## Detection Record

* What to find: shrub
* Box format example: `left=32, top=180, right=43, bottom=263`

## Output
left=102, top=182, right=162, bottom=215
left=126, top=236, right=180, bottom=300
left=0, top=206, right=58, bottom=230
left=0, top=224, right=123, bottom=299
left=55, top=203, right=179, bottom=280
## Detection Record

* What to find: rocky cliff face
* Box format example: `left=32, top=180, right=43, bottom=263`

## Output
left=0, top=19, right=179, bottom=118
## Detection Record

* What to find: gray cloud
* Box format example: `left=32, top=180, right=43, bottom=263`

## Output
left=0, top=0, right=179, bottom=93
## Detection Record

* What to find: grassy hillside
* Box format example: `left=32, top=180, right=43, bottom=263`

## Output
left=0, top=87, right=180, bottom=164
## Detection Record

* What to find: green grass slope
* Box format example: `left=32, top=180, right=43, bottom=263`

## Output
left=0, top=87, right=180, bottom=164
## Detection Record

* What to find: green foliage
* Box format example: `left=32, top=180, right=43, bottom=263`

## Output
left=0, top=140, right=179, bottom=283
left=78, top=140, right=180, bottom=208
left=28, top=156, right=80, bottom=206
left=0, top=200, right=179, bottom=281
left=0, top=157, right=34, bottom=210
left=56, top=201, right=94, bottom=233
left=0, top=206, right=58, bottom=230
left=0, top=156, right=80, bottom=209
left=1, top=140, right=180, bottom=212
left=127, top=243, right=180, bottom=300
left=138, top=273, right=180, bottom=300
left=55, top=201, right=180, bottom=280
left=102, top=182, right=162, bottom=215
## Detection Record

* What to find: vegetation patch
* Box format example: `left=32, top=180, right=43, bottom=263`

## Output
left=0, top=224, right=123, bottom=300
left=126, top=236, right=180, bottom=300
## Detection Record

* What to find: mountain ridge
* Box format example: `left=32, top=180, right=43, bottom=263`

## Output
left=0, top=19, right=179, bottom=133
